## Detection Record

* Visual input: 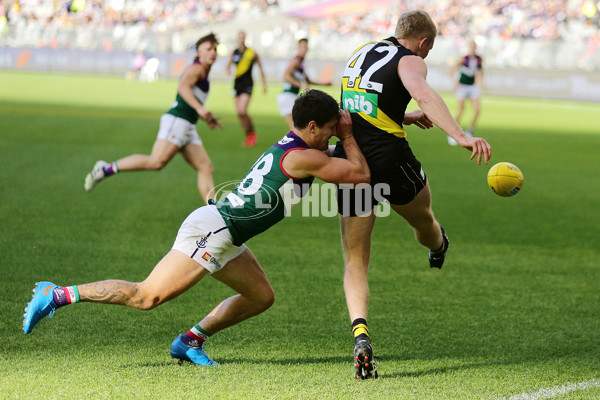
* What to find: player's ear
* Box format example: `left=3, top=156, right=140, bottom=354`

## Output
left=308, top=120, right=316, bottom=133
left=418, top=37, right=429, bottom=51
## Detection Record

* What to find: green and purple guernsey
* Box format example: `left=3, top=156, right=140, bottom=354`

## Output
left=282, top=55, right=305, bottom=95
left=166, top=60, right=210, bottom=124
left=216, top=132, right=314, bottom=246
left=458, top=54, right=482, bottom=85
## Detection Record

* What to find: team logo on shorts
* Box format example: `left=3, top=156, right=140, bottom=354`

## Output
left=196, top=236, right=208, bottom=248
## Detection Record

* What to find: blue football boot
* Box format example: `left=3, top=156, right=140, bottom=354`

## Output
left=170, top=335, right=219, bottom=366
left=23, top=281, right=58, bottom=334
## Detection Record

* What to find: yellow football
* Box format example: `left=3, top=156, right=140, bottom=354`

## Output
left=487, top=162, right=524, bottom=197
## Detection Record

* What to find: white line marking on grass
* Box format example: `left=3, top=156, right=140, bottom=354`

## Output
left=496, top=378, right=600, bottom=400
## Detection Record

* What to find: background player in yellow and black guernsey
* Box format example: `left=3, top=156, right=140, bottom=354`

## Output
left=277, top=38, right=332, bottom=131
left=24, top=90, right=370, bottom=368
left=227, top=31, right=267, bottom=147
left=448, top=39, right=484, bottom=145
left=84, top=33, right=222, bottom=204
left=333, top=10, right=492, bottom=379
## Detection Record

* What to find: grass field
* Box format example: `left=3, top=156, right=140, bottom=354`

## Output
left=1, top=71, right=599, bottom=400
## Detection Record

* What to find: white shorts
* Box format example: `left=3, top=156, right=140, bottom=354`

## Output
left=455, top=84, right=480, bottom=100
left=157, top=113, right=203, bottom=148
left=277, top=92, right=298, bottom=117
left=172, top=205, right=248, bottom=273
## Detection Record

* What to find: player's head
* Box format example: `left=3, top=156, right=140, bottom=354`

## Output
left=194, top=33, right=219, bottom=64
left=238, top=31, right=246, bottom=46
left=292, top=90, right=341, bottom=150
left=469, top=39, right=477, bottom=53
left=297, top=38, right=309, bottom=57
left=292, top=89, right=340, bottom=129
left=394, top=10, right=437, bottom=58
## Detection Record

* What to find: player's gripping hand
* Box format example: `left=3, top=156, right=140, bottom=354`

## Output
left=404, top=110, right=433, bottom=130
left=335, top=109, right=354, bottom=141
left=459, top=135, right=492, bottom=165
left=199, top=108, right=223, bottom=130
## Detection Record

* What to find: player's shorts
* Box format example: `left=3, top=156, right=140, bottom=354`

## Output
left=233, top=81, right=253, bottom=96
left=172, top=205, right=248, bottom=274
left=455, top=84, right=480, bottom=100
left=277, top=92, right=298, bottom=117
left=157, top=113, right=203, bottom=148
left=333, top=142, right=427, bottom=217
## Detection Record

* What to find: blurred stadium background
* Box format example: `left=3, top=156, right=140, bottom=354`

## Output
left=1, top=0, right=599, bottom=101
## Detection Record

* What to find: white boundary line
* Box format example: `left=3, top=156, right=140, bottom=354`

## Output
left=495, top=378, right=600, bottom=400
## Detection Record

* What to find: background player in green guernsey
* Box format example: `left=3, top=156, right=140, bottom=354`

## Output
left=84, top=33, right=222, bottom=204
left=448, top=39, right=484, bottom=145
left=24, top=90, right=370, bottom=367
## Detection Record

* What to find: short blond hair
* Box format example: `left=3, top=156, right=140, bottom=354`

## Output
left=394, top=10, right=437, bottom=42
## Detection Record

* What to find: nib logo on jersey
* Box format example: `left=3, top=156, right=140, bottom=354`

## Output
left=343, top=91, right=378, bottom=118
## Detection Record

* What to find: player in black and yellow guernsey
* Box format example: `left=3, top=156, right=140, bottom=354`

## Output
left=227, top=31, right=267, bottom=147
left=333, top=10, right=492, bottom=379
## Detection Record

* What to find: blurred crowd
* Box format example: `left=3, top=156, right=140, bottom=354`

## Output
left=0, top=0, right=279, bottom=29
left=1, top=0, right=599, bottom=69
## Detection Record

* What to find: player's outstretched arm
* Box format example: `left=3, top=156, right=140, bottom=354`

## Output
left=399, top=56, right=491, bottom=164
left=178, top=64, right=223, bottom=129
left=284, top=146, right=369, bottom=184
left=283, top=111, right=370, bottom=184
left=226, top=51, right=234, bottom=76
left=404, top=110, right=433, bottom=130
left=255, top=53, right=268, bottom=93
left=450, top=57, right=462, bottom=88
left=306, top=74, right=332, bottom=87
left=283, top=58, right=308, bottom=90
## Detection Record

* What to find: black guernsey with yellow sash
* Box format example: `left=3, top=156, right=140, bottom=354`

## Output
left=232, top=47, right=256, bottom=95
left=334, top=36, right=427, bottom=212
left=340, top=36, right=417, bottom=171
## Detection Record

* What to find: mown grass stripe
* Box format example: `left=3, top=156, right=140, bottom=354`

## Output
left=496, top=378, right=600, bottom=400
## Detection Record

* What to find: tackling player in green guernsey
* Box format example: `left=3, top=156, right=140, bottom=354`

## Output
left=83, top=33, right=222, bottom=204
left=333, top=10, right=492, bottom=379
left=23, top=90, right=370, bottom=368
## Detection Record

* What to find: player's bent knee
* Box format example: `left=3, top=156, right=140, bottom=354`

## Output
left=252, top=287, right=275, bottom=313
left=198, top=162, right=214, bottom=175
left=148, top=160, right=168, bottom=170
left=134, top=291, right=163, bottom=310
left=131, top=284, right=167, bottom=310
left=137, top=297, right=161, bottom=310
left=407, top=212, right=436, bottom=232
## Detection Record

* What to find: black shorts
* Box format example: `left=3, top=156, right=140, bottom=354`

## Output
left=233, top=80, right=253, bottom=96
left=333, top=141, right=427, bottom=217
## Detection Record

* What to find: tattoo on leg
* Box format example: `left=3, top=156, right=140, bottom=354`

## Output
left=79, top=280, right=145, bottom=308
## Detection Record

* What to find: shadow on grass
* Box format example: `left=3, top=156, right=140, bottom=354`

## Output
left=122, top=354, right=505, bottom=381
left=374, top=358, right=502, bottom=380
